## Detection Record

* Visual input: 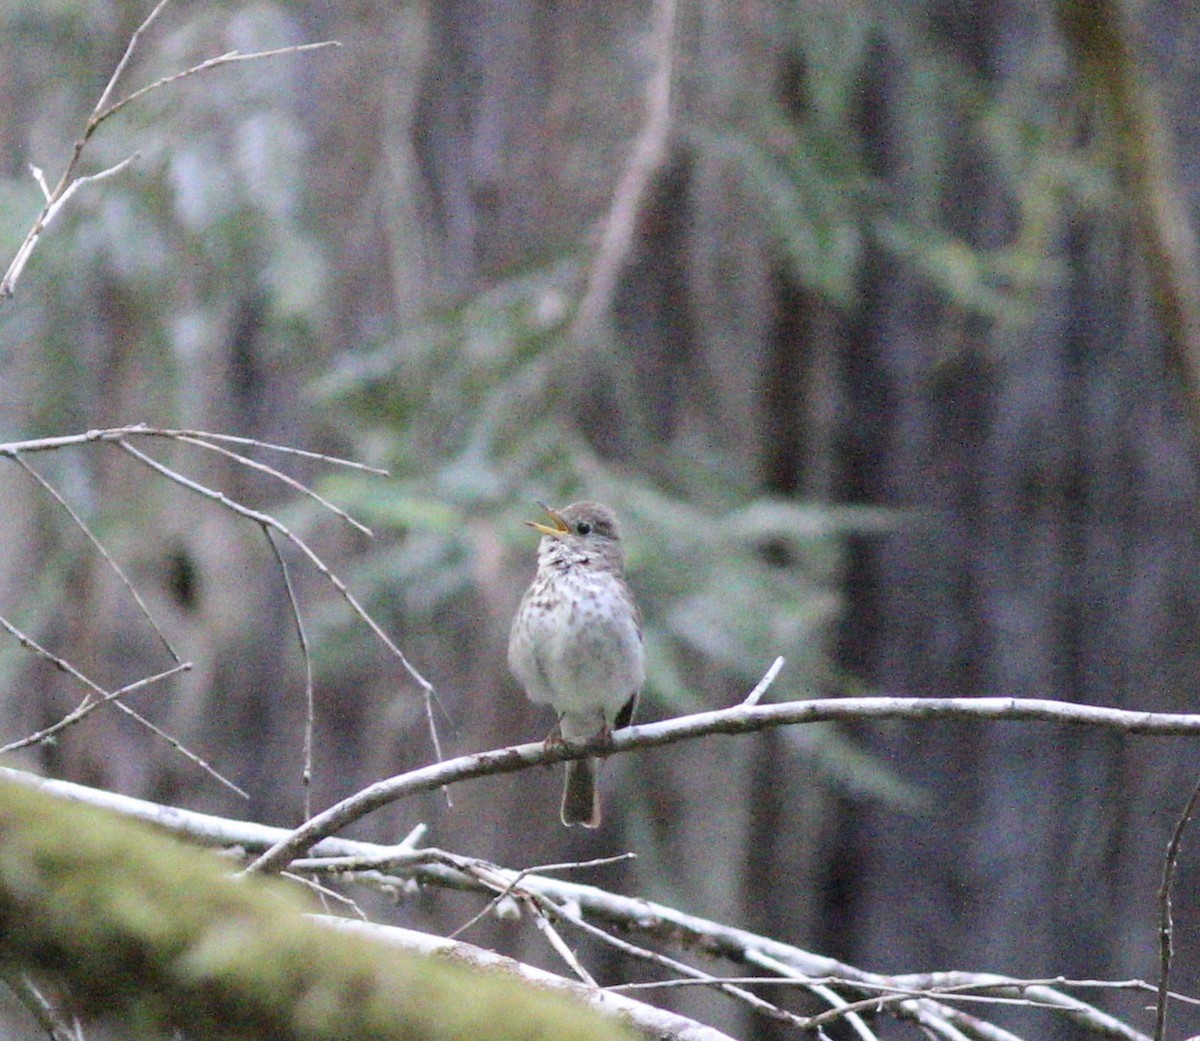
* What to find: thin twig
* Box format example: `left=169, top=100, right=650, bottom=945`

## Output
left=806, top=981, right=880, bottom=1041
left=0, top=662, right=191, bottom=754
left=569, top=0, right=676, bottom=345
left=94, top=42, right=341, bottom=127
left=156, top=428, right=387, bottom=474
left=1153, top=773, right=1200, bottom=1041
left=528, top=901, right=599, bottom=987
left=742, top=655, right=785, bottom=706
left=0, top=425, right=388, bottom=475
left=116, top=438, right=434, bottom=700
left=281, top=870, right=366, bottom=919
left=555, top=897, right=806, bottom=1028
left=0, top=154, right=140, bottom=298
left=11, top=452, right=180, bottom=662
left=449, top=853, right=635, bottom=940
left=92, top=0, right=174, bottom=117
left=0, top=0, right=338, bottom=301
left=0, top=614, right=241, bottom=797
left=263, top=527, right=316, bottom=819
left=178, top=435, right=372, bottom=536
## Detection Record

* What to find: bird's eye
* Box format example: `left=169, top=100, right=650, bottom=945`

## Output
left=576, top=521, right=592, bottom=535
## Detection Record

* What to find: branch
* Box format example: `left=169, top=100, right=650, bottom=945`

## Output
left=1153, top=774, right=1200, bottom=1041
left=0, top=768, right=1161, bottom=1041
left=0, top=613, right=236, bottom=794
left=0, top=424, right=413, bottom=795
left=0, top=0, right=338, bottom=301
left=569, top=0, right=676, bottom=345
left=12, top=451, right=180, bottom=661
left=1056, top=0, right=1200, bottom=425
left=116, top=438, right=437, bottom=707
left=320, top=918, right=739, bottom=1041
left=0, top=424, right=387, bottom=474
left=247, top=683, right=1200, bottom=875
left=0, top=779, right=633, bottom=1041
left=0, top=661, right=191, bottom=755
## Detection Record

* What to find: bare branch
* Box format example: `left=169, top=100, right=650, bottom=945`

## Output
left=245, top=677, right=1200, bottom=875
left=0, top=614, right=239, bottom=797
left=1153, top=774, right=1200, bottom=1041
left=0, top=154, right=140, bottom=298
left=0, top=662, right=192, bottom=755
left=0, top=0, right=338, bottom=301
left=570, top=0, right=676, bottom=345
left=95, top=42, right=341, bottom=128
left=319, top=918, right=742, bottom=1041
left=0, top=424, right=388, bottom=475
left=741, top=655, right=785, bottom=706
left=560, top=902, right=807, bottom=1029
left=263, top=527, right=317, bottom=819
left=11, top=451, right=180, bottom=662
left=0, top=767, right=1167, bottom=1041
left=115, top=438, right=436, bottom=707
left=92, top=0, right=174, bottom=117
left=177, top=434, right=372, bottom=536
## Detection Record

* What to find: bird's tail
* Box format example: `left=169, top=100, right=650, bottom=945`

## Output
left=561, top=757, right=600, bottom=827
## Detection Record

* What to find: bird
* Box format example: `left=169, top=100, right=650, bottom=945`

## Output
left=508, top=501, right=644, bottom=827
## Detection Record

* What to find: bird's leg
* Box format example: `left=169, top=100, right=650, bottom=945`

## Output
left=544, top=719, right=567, bottom=751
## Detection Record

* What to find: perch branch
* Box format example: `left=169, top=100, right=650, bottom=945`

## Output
left=246, top=680, right=1200, bottom=875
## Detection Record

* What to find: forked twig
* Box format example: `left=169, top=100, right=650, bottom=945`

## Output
left=96, top=42, right=339, bottom=127
left=177, top=434, right=372, bottom=536
left=0, top=614, right=237, bottom=793
left=0, top=425, right=388, bottom=475
left=557, top=898, right=806, bottom=1028
left=1, top=425, right=413, bottom=804
left=1153, top=773, right=1200, bottom=1041
left=0, top=662, right=192, bottom=755
left=449, top=853, right=635, bottom=940
left=11, top=452, right=180, bottom=662
left=0, top=0, right=338, bottom=300
left=115, top=438, right=445, bottom=769
left=116, top=439, right=431, bottom=695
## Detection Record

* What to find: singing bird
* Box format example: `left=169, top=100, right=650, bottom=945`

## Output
left=508, top=502, right=644, bottom=827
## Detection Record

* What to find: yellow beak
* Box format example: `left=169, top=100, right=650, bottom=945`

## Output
left=526, top=501, right=570, bottom=537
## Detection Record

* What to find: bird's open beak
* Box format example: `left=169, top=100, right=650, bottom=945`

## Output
left=526, top=501, right=570, bottom=537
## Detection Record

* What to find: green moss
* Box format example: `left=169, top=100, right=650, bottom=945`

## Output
left=0, top=779, right=633, bottom=1041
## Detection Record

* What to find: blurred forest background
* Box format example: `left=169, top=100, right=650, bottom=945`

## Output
left=2, top=0, right=1200, bottom=1038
